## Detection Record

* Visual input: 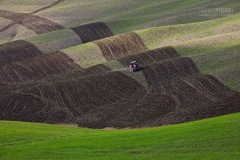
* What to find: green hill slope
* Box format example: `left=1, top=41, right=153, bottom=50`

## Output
left=175, top=31, right=240, bottom=90
left=1, top=0, right=240, bottom=43
left=56, top=14, right=240, bottom=90
left=36, top=0, right=240, bottom=33
left=1, top=113, right=240, bottom=160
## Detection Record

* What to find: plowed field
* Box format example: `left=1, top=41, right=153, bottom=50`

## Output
left=0, top=72, right=146, bottom=125
left=95, top=32, right=147, bottom=60
left=0, top=45, right=239, bottom=128
left=0, top=51, right=82, bottom=83
left=0, top=40, right=42, bottom=67
left=0, top=2, right=239, bottom=128
left=119, top=46, right=180, bottom=67
left=0, top=10, right=64, bottom=34
left=72, top=22, right=113, bottom=43
left=0, top=22, right=114, bottom=66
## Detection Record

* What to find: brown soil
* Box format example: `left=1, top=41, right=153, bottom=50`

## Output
left=77, top=73, right=239, bottom=128
left=143, top=75, right=239, bottom=127
left=71, top=22, right=114, bottom=43
left=142, top=57, right=200, bottom=87
left=0, top=46, right=239, bottom=129
left=95, top=32, right=147, bottom=60
left=0, top=22, right=114, bottom=66
left=0, top=10, right=64, bottom=34
left=45, top=64, right=112, bottom=82
left=0, top=51, right=82, bottom=83
left=0, top=40, right=42, bottom=67
left=0, top=72, right=146, bottom=124
left=119, top=46, right=180, bottom=66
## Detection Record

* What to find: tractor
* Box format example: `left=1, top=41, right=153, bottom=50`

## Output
left=129, top=61, right=141, bottom=72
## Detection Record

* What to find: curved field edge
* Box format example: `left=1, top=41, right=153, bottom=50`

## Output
left=0, top=0, right=61, bottom=13
left=174, top=31, right=240, bottom=91
left=60, top=31, right=240, bottom=90
left=1, top=1, right=239, bottom=44
left=34, top=0, right=240, bottom=33
left=58, top=14, right=240, bottom=90
left=0, top=112, right=240, bottom=160
left=135, top=12, right=240, bottom=50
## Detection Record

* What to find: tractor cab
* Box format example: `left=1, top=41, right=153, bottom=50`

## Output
left=129, top=61, right=141, bottom=72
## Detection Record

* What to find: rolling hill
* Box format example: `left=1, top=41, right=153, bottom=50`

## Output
left=1, top=0, right=240, bottom=43
left=0, top=0, right=240, bottom=158
left=0, top=113, right=240, bottom=159
left=0, top=0, right=240, bottom=160
left=0, top=44, right=239, bottom=128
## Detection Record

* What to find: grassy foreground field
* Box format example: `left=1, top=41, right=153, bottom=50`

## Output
left=1, top=113, right=240, bottom=160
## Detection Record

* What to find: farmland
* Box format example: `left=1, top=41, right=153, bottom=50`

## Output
left=0, top=0, right=240, bottom=159
left=0, top=113, right=240, bottom=159
left=0, top=43, right=239, bottom=128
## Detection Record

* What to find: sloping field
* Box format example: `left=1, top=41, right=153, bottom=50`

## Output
left=136, top=13, right=240, bottom=50
left=0, top=17, right=239, bottom=128
left=0, top=63, right=112, bottom=95
left=133, top=15, right=240, bottom=90
left=143, top=74, right=239, bottom=126
left=0, top=0, right=239, bottom=129
left=0, top=51, right=82, bottom=83
left=0, top=33, right=158, bottom=83
left=72, top=22, right=113, bottom=43
left=95, top=32, right=147, bottom=60
left=62, top=32, right=149, bottom=68
left=0, top=10, right=64, bottom=34
left=0, top=47, right=178, bottom=85
left=30, top=0, right=64, bottom=15
left=42, top=64, right=112, bottom=84
left=0, top=40, right=42, bottom=67
left=174, top=31, right=240, bottom=90
left=0, top=44, right=239, bottom=128
left=0, top=72, right=146, bottom=125
left=1, top=0, right=239, bottom=44
left=1, top=112, right=240, bottom=159
left=0, top=17, right=12, bottom=31
left=0, top=0, right=62, bottom=13
left=41, top=13, right=239, bottom=73
left=0, top=32, right=146, bottom=84
left=119, top=46, right=180, bottom=67
left=3, top=15, right=238, bottom=69
left=0, top=0, right=239, bottom=159
left=0, top=0, right=66, bottom=42
left=143, top=57, right=199, bottom=86
left=33, top=0, right=240, bottom=33
left=0, top=22, right=113, bottom=66
left=0, top=0, right=239, bottom=42
left=23, top=29, right=82, bottom=54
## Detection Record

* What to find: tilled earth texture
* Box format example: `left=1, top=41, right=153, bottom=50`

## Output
left=1, top=45, right=239, bottom=128
left=0, top=0, right=239, bottom=129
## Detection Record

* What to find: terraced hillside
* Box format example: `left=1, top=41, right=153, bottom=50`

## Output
left=0, top=0, right=239, bottom=130
left=0, top=22, right=113, bottom=66
left=1, top=44, right=239, bottom=128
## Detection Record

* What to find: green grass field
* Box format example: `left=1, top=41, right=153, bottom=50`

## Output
left=0, top=113, right=239, bottom=160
